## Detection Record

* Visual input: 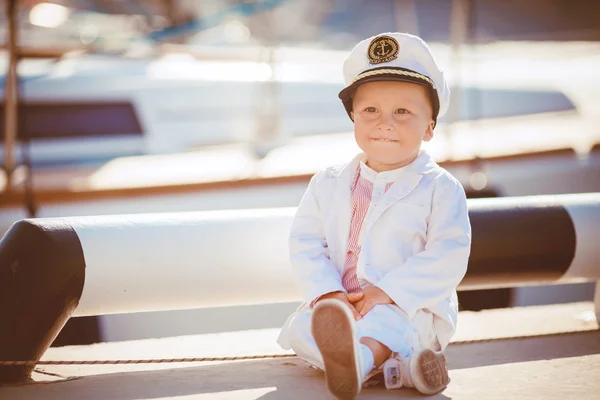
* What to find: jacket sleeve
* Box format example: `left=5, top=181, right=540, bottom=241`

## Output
left=289, top=173, right=346, bottom=304
left=375, top=177, right=472, bottom=319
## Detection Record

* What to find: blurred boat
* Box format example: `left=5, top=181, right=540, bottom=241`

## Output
left=0, top=42, right=599, bottom=343
left=0, top=40, right=598, bottom=166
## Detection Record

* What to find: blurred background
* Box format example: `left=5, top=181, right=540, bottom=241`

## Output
left=0, top=0, right=599, bottom=345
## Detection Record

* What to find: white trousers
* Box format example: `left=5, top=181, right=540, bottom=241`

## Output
left=282, top=304, right=441, bottom=370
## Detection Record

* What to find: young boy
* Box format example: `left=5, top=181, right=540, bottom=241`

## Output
left=277, top=32, right=471, bottom=399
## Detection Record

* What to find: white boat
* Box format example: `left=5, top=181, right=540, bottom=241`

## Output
left=1, top=41, right=599, bottom=344
left=1, top=40, right=598, bottom=166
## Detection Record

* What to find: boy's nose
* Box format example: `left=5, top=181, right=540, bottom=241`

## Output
left=377, top=116, right=394, bottom=131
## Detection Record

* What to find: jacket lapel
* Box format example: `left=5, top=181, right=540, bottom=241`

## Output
left=360, top=151, right=437, bottom=240
left=360, top=174, right=423, bottom=239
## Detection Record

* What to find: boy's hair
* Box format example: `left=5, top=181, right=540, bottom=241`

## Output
left=338, top=33, right=450, bottom=128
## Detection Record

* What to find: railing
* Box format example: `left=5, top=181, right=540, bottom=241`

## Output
left=0, top=192, right=599, bottom=383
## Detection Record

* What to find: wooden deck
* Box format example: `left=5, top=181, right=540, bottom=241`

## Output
left=1, top=302, right=598, bottom=399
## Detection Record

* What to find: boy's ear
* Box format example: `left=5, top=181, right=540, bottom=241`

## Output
left=423, top=120, right=434, bottom=142
left=350, top=110, right=355, bottom=120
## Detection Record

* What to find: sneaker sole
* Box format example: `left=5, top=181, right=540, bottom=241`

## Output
left=411, top=349, right=449, bottom=395
left=311, top=299, right=360, bottom=400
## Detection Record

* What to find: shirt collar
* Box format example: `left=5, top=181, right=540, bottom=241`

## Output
left=359, top=158, right=408, bottom=184
left=332, top=149, right=438, bottom=181
left=359, top=151, right=434, bottom=184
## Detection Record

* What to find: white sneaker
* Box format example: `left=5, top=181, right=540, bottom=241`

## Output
left=411, top=349, right=450, bottom=395
left=311, top=299, right=362, bottom=400
left=382, top=349, right=450, bottom=395
left=382, top=354, right=411, bottom=389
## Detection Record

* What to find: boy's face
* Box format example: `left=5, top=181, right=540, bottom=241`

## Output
left=351, top=81, right=434, bottom=172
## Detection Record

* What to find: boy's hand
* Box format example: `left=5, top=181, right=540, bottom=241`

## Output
left=352, top=286, right=393, bottom=316
left=317, top=291, right=364, bottom=320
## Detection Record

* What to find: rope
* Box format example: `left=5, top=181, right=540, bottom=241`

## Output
left=351, top=68, right=434, bottom=87
left=0, top=353, right=297, bottom=367
left=1, top=329, right=596, bottom=368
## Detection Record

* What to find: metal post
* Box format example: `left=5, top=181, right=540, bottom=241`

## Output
left=255, top=46, right=281, bottom=157
left=595, top=281, right=600, bottom=324
left=3, top=0, right=18, bottom=191
left=393, top=0, right=420, bottom=36
left=447, top=0, right=469, bottom=159
left=253, top=12, right=282, bottom=159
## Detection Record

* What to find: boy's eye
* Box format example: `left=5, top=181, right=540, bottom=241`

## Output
left=395, top=108, right=409, bottom=114
left=364, top=107, right=377, bottom=113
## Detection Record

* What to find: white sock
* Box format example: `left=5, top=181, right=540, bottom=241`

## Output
left=358, top=344, right=375, bottom=380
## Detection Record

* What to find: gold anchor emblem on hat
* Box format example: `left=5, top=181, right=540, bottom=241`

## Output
left=368, top=35, right=399, bottom=64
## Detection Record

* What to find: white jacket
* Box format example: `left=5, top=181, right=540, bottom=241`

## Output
left=278, top=151, right=472, bottom=350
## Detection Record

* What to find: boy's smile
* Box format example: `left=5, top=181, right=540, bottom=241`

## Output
left=350, top=81, right=435, bottom=172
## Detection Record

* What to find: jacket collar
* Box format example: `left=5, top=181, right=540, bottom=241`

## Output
left=327, top=150, right=438, bottom=183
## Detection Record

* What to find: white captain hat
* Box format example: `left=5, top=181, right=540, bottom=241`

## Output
left=338, top=32, right=450, bottom=127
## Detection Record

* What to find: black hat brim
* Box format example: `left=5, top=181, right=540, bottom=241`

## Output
left=338, top=68, right=440, bottom=126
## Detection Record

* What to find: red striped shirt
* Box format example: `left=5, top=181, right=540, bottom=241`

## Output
left=342, top=164, right=394, bottom=293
